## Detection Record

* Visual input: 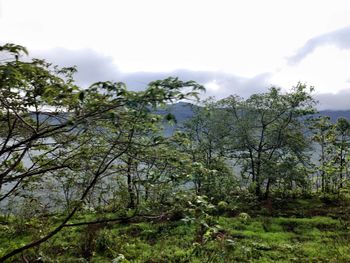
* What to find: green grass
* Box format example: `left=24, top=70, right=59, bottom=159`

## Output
left=1, top=213, right=350, bottom=262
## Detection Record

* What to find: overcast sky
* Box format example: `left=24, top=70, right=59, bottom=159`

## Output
left=1, top=0, right=350, bottom=109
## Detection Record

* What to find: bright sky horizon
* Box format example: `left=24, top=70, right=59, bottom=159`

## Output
left=1, top=0, right=350, bottom=109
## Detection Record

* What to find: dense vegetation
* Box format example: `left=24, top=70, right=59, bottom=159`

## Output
left=0, top=44, right=350, bottom=262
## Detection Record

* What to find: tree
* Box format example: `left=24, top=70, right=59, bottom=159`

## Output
left=181, top=100, right=235, bottom=200
left=310, top=117, right=350, bottom=194
left=334, top=118, right=350, bottom=190
left=0, top=43, right=204, bottom=261
left=0, top=44, right=83, bottom=203
left=218, top=84, right=316, bottom=198
left=310, top=116, right=335, bottom=193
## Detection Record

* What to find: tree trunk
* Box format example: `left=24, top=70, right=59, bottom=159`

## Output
left=339, top=144, right=344, bottom=189
left=264, top=178, right=271, bottom=200
left=255, top=160, right=262, bottom=198
left=126, top=157, right=135, bottom=209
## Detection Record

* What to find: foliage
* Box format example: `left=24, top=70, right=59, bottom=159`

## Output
left=1, top=42, right=350, bottom=262
left=216, top=84, right=316, bottom=198
left=0, top=43, right=204, bottom=261
left=310, top=116, right=350, bottom=194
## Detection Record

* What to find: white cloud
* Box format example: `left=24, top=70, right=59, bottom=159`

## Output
left=272, top=46, right=350, bottom=94
left=31, top=47, right=272, bottom=98
left=315, top=90, right=350, bottom=110
left=288, top=26, right=350, bottom=64
left=33, top=48, right=121, bottom=87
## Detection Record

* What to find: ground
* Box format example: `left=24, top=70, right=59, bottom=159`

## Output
left=1, top=198, right=350, bottom=262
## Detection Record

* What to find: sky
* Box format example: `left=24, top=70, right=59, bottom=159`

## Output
left=1, top=0, right=350, bottom=109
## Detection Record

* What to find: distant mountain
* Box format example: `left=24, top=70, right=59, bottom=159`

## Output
left=156, top=102, right=195, bottom=123
left=316, top=110, right=350, bottom=122
left=160, top=103, right=350, bottom=135
left=156, top=102, right=195, bottom=136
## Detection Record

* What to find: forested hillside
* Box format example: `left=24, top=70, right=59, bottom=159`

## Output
left=1, top=44, right=350, bottom=262
left=160, top=102, right=350, bottom=136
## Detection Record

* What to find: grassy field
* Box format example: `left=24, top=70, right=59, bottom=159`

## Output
left=1, top=202, right=350, bottom=262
